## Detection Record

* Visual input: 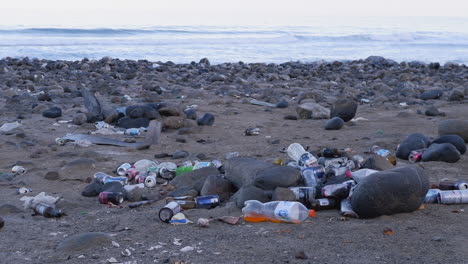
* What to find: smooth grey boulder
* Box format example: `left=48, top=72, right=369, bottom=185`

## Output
left=431, top=135, right=466, bottom=154
left=420, top=89, right=443, bottom=100
left=224, top=157, right=275, bottom=189
left=324, top=117, right=344, bottom=130
left=42, top=106, right=62, bottom=118
left=272, top=187, right=296, bottom=201
left=200, top=175, right=234, bottom=201
left=253, top=166, right=300, bottom=190
left=422, top=143, right=461, bottom=163
left=296, top=103, right=330, bottom=119
left=234, top=185, right=269, bottom=208
left=396, top=133, right=430, bottom=159
left=59, top=158, right=96, bottom=181
left=424, top=105, right=440, bottom=116
left=351, top=166, right=429, bottom=218
left=197, top=113, right=215, bottom=126
left=170, top=166, right=219, bottom=192
left=82, top=88, right=103, bottom=122
left=330, top=99, right=357, bottom=122
left=438, top=119, right=468, bottom=142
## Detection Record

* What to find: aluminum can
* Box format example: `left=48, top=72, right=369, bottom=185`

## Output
left=116, top=163, right=132, bottom=176
left=437, top=190, right=468, bottom=204
left=195, top=194, right=220, bottom=209
left=98, top=192, right=124, bottom=205
left=12, top=166, right=26, bottom=174
left=159, top=201, right=181, bottom=222
left=409, top=149, right=425, bottom=163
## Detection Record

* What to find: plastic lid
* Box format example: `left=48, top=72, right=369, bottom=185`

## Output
left=345, top=171, right=352, bottom=178
left=308, top=210, right=316, bottom=217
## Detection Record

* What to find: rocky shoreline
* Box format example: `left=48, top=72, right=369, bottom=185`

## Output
left=1, top=56, right=468, bottom=264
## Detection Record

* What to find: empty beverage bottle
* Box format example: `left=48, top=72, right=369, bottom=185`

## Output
left=437, top=190, right=468, bottom=204
left=134, top=159, right=159, bottom=173
left=166, top=196, right=196, bottom=209
left=98, top=192, right=124, bottom=205
left=287, top=143, right=318, bottom=168
left=438, top=180, right=468, bottom=190
left=309, top=198, right=337, bottom=210
left=33, top=203, right=64, bottom=218
left=242, top=200, right=315, bottom=224
left=345, top=169, right=379, bottom=183
left=289, top=187, right=316, bottom=205
left=321, top=183, right=351, bottom=199
left=301, top=167, right=319, bottom=190
left=193, top=161, right=214, bottom=170
left=159, top=201, right=181, bottom=223
left=175, top=166, right=193, bottom=176
left=94, top=172, right=128, bottom=185
left=371, top=145, right=396, bottom=165
left=195, top=194, right=220, bottom=209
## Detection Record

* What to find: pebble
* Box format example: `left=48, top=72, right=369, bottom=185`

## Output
left=197, top=113, right=215, bottom=126
left=424, top=105, right=440, bottom=116
left=42, top=106, right=62, bottom=118
left=172, top=150, right=190, bottom=159
left=324, top=117, right=345, bottom=130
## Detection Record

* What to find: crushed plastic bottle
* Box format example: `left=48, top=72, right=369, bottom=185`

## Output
left=287, top=143, right=318, bottom=168
left=345, top=169, right=379, bottom=183
left=371, top=145, right=396, bottom=165
left=242, top=200, right=315, bottom=224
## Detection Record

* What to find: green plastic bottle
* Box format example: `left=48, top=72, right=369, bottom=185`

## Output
left=175, top=166, right=193, bottom=176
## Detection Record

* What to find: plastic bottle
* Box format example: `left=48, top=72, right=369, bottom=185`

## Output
left=371, top=145, right=396, bottom=165
left=287, top=143, right=318, bottom=168
left=289, top=187, right=316, bottom=205
left=193, top=161, right=214, bottom=170
left=175, top=166, right=193, bottom=176
left=301, top=167, right=319, bottom=189
left=134, top=159, right=159, bottom=173
left=166, top=196, right=196, bottom=209
left=309, top=198, right=337, bottom=210
left=242, top=200, right=315, bottom=224
left=345, top=169, right=379, bottom=183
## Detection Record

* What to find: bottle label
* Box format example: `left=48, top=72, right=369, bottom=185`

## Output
left=318, top=199, right=330, bottom=206
left=274, top=202, right=298, bottom=222
left=376, top=149, right=389, bottom=157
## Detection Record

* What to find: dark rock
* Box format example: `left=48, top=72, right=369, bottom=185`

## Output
left=126, top=186, right=159, bottom=202
left=158, top=106, right=182, bottom=117
left=81, top=179, right=103, bottom=197
left=44, top=171, right=60, bottom=180
left=449, top=89, right=464, bottom=101
left=272, top=187, right=296, bottom=201
left=82, top=88, right=103, bottom=122
left=362, top=155, right=394, bottom=171
left=396, top=133, right=431, bottom=159
left=56, top=232, right=112, bottom=252
left=125, top=105, right=160, bottom=120
left=197, top=113, right=215, bottom=126
left=59, top=158, right=96, bottom=181
left=225, top=157, right=275, bottom=189
left=168, top=187, right=199, bottom=197
left=295, top=251, right=308, bottom=260
left=420, top=89, right=443, bottom=100
left=72, top=113, right=87, bottom=125
left=163, top=116, right=185, bottom=130
left=175, top=137, right=187, bottom=143
left=183, top=108, right=197, bottom=120
left=0, top=217, right=3, bottom=229
left=324, top=117, right=344, bottom=130
left=424, top=106, right=440, bottom=116
left=234, top=185, right=269, bottom=208
left=170, top=166, right=219, bottom=192
left=438, top=119, right=468, bottom=142
left=154, top=153, right=171, bottom=158
left=0, top=204, right=24, bottom=215
left=172, top=150, right=189, bottom=159
left=431, top=135, right=466, bottom=154
left=0, top=173, right=17, bottom=182
left=330, top=99, right=358, bottom=122
left=284, top=115, right=298, bottom=120
left=42, top=106, right=62, bottom=118
left=351, top=166, right=429, bottom=218
left=253, top=166, right=300, bottom=190
left=200, top=175, right=234, bottom=201
left=422, top=143, right=461, bottom=163
left=117, top=117, right=150, bottom=129
left=276, top=99, right=289, bottom=108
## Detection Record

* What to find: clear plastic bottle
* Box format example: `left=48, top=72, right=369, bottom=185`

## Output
left=371, top=145, right=396, bottom=165
left=345, top=169, right=379, bottom=183
left=242, top=200, right=315, bottom=224
left=301, top=167, right=319, bottom=189
left=287, top=143, right=318, bottom=168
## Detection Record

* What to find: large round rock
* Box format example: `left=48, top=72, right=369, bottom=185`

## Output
left=420, top=89, right=443, bottom=100
left=324, top=117, right=344, bottom=130
left=438, top=119, right=468, bottom=143
left=330, top=99, right=357, bottom=122
left=396, top=133, right=430, bottom=159
left=234, top=185, right=269, bottom=208
left=253, top=166, right=300, bottom=190
left=422, top=143, right=461, bottom=163
left=431, top=135, right=466, bottom=154
left=350, top=166, right=429, bottom=218
left=200, top=174, right=234, bottom=201
left=224, top=157, right=275, bottom=189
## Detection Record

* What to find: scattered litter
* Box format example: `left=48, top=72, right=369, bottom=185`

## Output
left=173, top=238, right=182, bottom=246
left=197, top=218, right=210, bottom=227
left=0, top=121, right=21, bottom=132
left=244, top=127, right=260, bottom=136
left=112, top=241, right=120, bottom=248
left=383, top=228, right=394, bottom=236
left=107, top=257, right=118, bottom=263
left=217, top=216, right=241, bottom=225
left=350, top=117, right=369, bottom=122
left=180, top=246, right=194, bottom=253
left=169, top=213, right=192, bottom=225
left=121, top=249, right=131, bottom=257
left=20, top=192, right=61, bottom=209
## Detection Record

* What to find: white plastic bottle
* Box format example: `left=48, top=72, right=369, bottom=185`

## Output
left=346, top=169, right=379, bottom=183
left=287, top=143, right=318, bottom=168
left=242, top=200, right=315, bottom=224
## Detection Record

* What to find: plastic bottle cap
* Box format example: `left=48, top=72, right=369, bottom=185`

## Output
left=345, top=171, right=351, bottom=178
left=308, top=210, right=316, bottom=217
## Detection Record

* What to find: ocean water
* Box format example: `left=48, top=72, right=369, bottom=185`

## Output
left=0, top=17, right=467, bottom=64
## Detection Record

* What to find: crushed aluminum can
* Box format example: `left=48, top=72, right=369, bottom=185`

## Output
left=116, top=163, right=132, bottom=176
left=409, top=149, right=425, bottom=163
left=12, top=166, right=26, bottom=174
left=424, top=189, right=441, bottom=203
left=144, top=175, right=157, bottom=188
left=17, top=187, right=32, bottom=194
left=244, top=127, right=260, bottom=136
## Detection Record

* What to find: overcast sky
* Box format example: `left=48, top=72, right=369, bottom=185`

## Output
left=1, top=0, right=467, bottom=27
